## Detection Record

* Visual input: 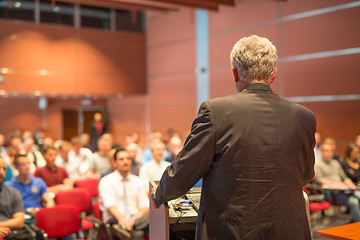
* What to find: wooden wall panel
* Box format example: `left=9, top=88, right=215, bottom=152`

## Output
left=0, top=20, right=146, bottom=96
left=281, top=7, right=360, bottom=56
left=283, top=54, right=360, bottom=97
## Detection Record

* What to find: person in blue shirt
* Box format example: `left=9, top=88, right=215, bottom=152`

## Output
left=6, top=154, right=54, bottom=210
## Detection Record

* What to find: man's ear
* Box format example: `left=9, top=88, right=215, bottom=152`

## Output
left=270, top=67, right=277, bottom=84
left=232, top=67, right=239, bottom=83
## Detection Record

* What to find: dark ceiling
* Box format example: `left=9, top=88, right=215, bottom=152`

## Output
left=56, top=0, right=235, bottom=12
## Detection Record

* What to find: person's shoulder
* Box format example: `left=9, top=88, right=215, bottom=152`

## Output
left=31, top=176, right=47, bottom=185
left=4, top=177, right=17, bottom=187
left=34, top=166, right=47, bottom=173
left=2, top=184, right=22, bottom=196
left=100, top=170, right=117, bottom=183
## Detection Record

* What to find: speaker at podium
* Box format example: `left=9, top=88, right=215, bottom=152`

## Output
left=149, top=180, right=202, bottom=240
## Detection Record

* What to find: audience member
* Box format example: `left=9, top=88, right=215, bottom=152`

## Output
left=6, top=154, right=55, bottom=209
left=81, top=133, right=92, bottom=150
left=99, top=148, right=149, bottom=240
left=42, top=137, right=54, bottom=149
left=0, top=156, right=25, bottom=238
left=34, top=146, right=73, bottom=194
left=100, top=147, right=118, bottom=179
left=55, top=140, right=80, bottom=180
left=5, top=145, right=19, bottom=177
left=88, top=136, right=112, bottom=177
left=315, top=142, right=360, bottom=222
left=126, top=143, right=142, bottom=176
left=341, top=143, right=360, bottom=184
left=322, top=137, right=341, bottom=162
left=314, top=132, right=322, bottom=162
left=125, top=133, right=143, bottom=164
left=90, top=112, right=107, bottom=151
left=142, top=131, right=168, bottom=164
left=33, top=128, right=46, bottom=150
left=355, top=133, right=360, bottom=161
left=9, top=135, right=23, bottom=154
left=23, top=137, right=46, bottom=174
left=69, top=136, right=93, bottom=178
left=165, top=135, right=183, bottom=163
left=139, top=139, right=170, bottom=182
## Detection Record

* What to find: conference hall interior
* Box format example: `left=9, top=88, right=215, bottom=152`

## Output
left=0, top=0, right=359, bottom=239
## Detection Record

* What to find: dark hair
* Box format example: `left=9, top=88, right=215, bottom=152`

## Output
left=42, top=146, right=57, bottom=155
left=14, top=154, right=28, bottom=166
left=113, top=147, right=127, bottom=160
left=343, top=143, right=359, bottom=160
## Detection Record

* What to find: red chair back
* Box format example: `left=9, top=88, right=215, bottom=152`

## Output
left=56, top=188, right=91, bottom=213
left=36, top=205, right=81, bottom=238
left=75, top=177, right=100, bottom=198
left=92, top=201, right=102, bottom=220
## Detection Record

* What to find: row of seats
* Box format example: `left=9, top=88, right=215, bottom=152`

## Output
left=36, top=177, right=101, bottom=239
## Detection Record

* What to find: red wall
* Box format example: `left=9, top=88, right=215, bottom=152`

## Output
left=0, top=20, right=146, bottom=96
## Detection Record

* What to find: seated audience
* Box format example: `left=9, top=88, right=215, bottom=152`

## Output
left=81, top=133, right=92, bottom=150
left=142, top=131, right=168, bottom=164
left=124, top=132, right=143, bottom=164
left=56, top=140, right=80, bottom=180
left=34, top=146, right=73, bottom=194
left=315, top=142, right=360, bottom=222
left=6, top=154, right=55, bottom=209
left=88, top=136, right=112, bottom=177
left=126, top=143, right=142, bottom=176
left=23, top=137, right=46, bottom=174
left=0, top=156, right=25, bottom=239
left=69, top=136, right=93, bottom=178
left=5, top=145, right=19, bottom=177
left=99, top=148, right=149, bottom=240
left=314, top=132, right=322, bottom=162
left=355, top=133, right=360, bottom=161
left=100, top=147, right=118, bottom=179
left=139, top=139, right=170, bottom=182
left=341, top=143, right=360, bottom=184
left=165, top=135, right=183, bottom=163
left=322, top=137, right=341, bottom=162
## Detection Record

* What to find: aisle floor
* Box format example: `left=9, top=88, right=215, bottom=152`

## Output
left=310, top=206, right=352, bottom=239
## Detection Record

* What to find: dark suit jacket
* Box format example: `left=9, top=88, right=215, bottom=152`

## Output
left=156, top=83, right=316, bottom=240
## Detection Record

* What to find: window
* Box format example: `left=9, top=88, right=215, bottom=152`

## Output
left=116, top=9, right=144, bottom=33
left=81, top=5, right=110, bottom=30
left=0, top=0, right=35, bottom=22
left=40, top=0, right=74, bottom=26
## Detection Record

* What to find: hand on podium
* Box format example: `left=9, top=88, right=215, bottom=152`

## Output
left=150, top=184, right=159, bottom=209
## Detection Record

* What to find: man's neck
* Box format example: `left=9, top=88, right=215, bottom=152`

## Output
left=18, top=174, right=30, bottom=184
left=119, top=171, right=129, bottom=179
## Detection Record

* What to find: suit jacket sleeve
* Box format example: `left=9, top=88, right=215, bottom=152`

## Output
left=156, top=101, right=215, bottom=206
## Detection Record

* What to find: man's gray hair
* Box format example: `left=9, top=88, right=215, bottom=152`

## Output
left=230, top=35, right=278, bottom=82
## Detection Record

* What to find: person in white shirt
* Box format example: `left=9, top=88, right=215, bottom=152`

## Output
left=69, top=136, right=93, bottom=178
left=99, top=148, right=149, bottom=240
left=139, top=139, right=170, bottom=183
left=55, top=140, right=80, bottom=180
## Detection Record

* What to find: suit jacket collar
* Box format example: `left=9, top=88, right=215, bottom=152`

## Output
left=241, top=82, right=274, bottom=93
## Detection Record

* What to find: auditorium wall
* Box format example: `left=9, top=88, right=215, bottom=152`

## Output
left=0, top=0, right=359, bottom=155
left=110, top=0, right=360, bottom=153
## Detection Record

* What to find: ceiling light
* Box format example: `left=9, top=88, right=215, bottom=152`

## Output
left=1, top=68, right=9, bottom=74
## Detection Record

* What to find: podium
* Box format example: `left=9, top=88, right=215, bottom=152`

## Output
left=149, top=181, right=198, bottom=240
